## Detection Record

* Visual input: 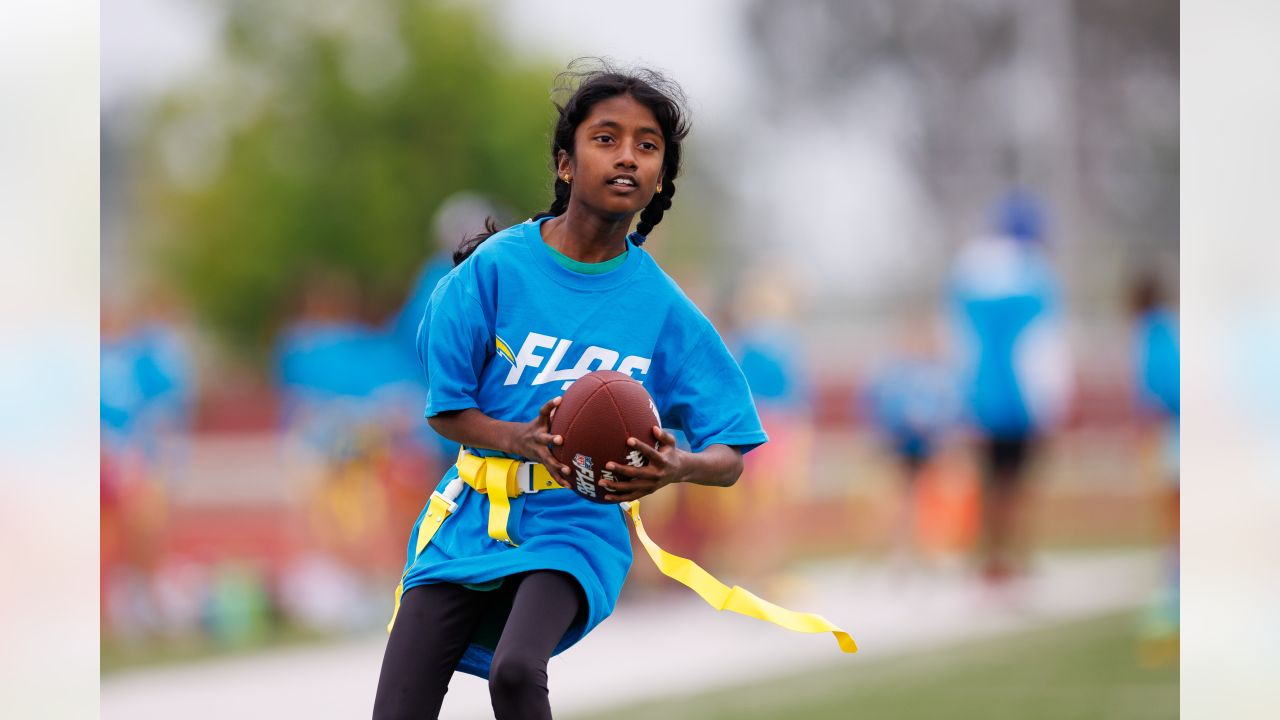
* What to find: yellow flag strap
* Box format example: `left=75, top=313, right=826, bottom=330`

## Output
left=626, top=499, right=857, bottom=654
left=456, top=451, right=566, bottom=546
left=390, top=452, right=856, bottom=654
left=388, top=490, right=459, bottom=632
left=485, top=462, right=516, bottom=544
left=389, top=453, right=567, bottom=631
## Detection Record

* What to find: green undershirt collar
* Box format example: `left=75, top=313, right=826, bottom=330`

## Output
left=543, top=240, right=629, bottom=274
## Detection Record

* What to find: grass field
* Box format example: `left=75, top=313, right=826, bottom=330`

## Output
left=568, top=611, right=1178, bottom=720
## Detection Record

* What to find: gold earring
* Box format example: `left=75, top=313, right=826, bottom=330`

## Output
left=562, top=174, right=572, bottom=184
left=656, top=183, right=663, bottom=193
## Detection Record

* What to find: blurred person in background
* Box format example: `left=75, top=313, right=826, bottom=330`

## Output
left=275, top=268, right=396, bottom=575
left=101, top=289, right=196, bottom=641
left=382, top=244, right=459, bottom=541
left=724, top=266, right=814, bottom=592
left=101, top=291, right=196, bottom=465
left=1128, top=272, right=1179, bottom=662
left=276, top=267, right=375, bottom=455
left=388, top=192, right=506, bottom=469
left=947, top=189, right=1072, bottom=586
left=377, top=194, right=502, bottom=578
left=865, top=315, right=960, bottom=575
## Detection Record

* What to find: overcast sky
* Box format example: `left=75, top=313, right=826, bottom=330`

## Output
left=101, top=0, right=220, bottom=108
left=102, top=0, right=752, bottom=123
left=490, top=0, right=752, bottom=126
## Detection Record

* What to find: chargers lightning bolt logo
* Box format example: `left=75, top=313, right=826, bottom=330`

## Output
left=495, top=335, right=517, bottom=367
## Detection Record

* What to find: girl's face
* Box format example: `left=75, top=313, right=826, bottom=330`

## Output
left=559, top=94, right=665, bottom=220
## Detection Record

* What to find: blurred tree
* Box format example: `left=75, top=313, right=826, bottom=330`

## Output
left=742, top=0, right=1178, bottom=309
left=134, top=0, right=558, bottom=360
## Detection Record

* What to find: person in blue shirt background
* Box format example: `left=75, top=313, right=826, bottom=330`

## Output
left=373, top=64, right=768, bottom=720
left=1128, top=272, right=1179, bottom=659
left=387, top=192, right=506, bottom=467
left=865, top=319, right=959, bottom=570
left=866, top=331, right=956, bottom=479
left=947, top=189, right=1072, bottom=585
left=724, top=272, right=813, bottom=590
left=274, top=269, right=423, bottom=560
left=1130, top=275, right=1179, bottom=439
left=101, top=295, right=196, bottom=641
left=387, top=251, right=459, bottom=463
left=102, top=303, right=195, bottom=464
left=276, top=269, right=390, bottom=463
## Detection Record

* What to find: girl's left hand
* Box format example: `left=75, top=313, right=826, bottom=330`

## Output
left=601, top=426, right=687, bottom=503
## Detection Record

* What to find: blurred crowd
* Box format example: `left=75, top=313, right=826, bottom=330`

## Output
left=100, top=189, right=1179, bottom=665
left=100, top=202, right=472, bottom=658
left=101, top=270, right=448, bottom=656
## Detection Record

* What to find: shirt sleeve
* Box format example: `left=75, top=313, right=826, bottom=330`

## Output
left=417, top=269, right=491, bottom=417
left=662, top=320, right=769, bottom=454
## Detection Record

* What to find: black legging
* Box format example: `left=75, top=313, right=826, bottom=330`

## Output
left=373, top=571, right=582, bottom=720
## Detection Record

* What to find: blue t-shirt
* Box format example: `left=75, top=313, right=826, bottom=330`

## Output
left=948, top=237, right=1070, bottom=438
left=402, top=217, right=768, bottom=678
left=1134, top=308, right=1179, bottom=417
left=275, top=320, right=427, bottom=460
left=866, top=358, right=958, bottom=459
left=101, top=325, right=194, bottom=457
left=730, top=323, right=810, bottom=413
left=387, top=253, right=463, bottom=460
left=392, top=252, right=454, bottom=357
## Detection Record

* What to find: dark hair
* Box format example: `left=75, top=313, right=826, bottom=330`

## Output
left=1128, top=272, right=1164, bottom=317
left=454, top=60, right=690, bottom=265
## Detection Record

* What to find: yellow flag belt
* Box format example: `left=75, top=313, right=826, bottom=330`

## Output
left=388, top=451, right=857, bottom=654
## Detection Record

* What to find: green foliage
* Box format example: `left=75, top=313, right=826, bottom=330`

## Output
left=136, top=0, right=557, bottom=359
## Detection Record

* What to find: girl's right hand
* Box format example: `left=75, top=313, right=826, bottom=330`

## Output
left=510, top=396, right=572, bottom=487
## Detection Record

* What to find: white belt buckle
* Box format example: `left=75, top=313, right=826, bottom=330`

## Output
left=518, top=461, right=539, bottom=494
left=427, top=489, right=459, bottom=519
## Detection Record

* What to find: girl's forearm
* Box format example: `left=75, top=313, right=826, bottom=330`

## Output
left=678, top=443, right=744, bottom=488
left=428, top=409, right=520, bottom=455
left=431, top=410, right=743, bottom=488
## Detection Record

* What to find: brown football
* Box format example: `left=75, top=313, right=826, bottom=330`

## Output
left=549, top=370, right=662, bottom=504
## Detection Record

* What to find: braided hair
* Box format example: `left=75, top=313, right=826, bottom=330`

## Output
left=454, top=60, right=690, bottom=265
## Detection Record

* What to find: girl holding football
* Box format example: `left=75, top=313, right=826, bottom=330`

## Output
left=373, top=61, right=768, bottom=720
